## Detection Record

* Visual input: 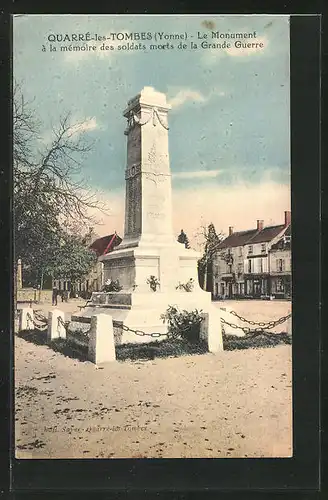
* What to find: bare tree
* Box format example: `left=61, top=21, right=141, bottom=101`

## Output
left=14, top=85, right=108, bottom=227
left=195, top=222, right=224, bottom=292
left=13, top=83, right=109, bottom=289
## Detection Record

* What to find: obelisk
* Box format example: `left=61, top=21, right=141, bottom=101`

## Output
left=120, top=86, right=175, bottom=249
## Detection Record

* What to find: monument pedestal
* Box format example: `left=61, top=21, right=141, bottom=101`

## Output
left=101, top=239, right=203, bottom=294
left=80, top=288, right=213, bottom=344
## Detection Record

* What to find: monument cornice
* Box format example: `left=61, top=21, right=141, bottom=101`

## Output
left=124, top=107, right=169, bottom=135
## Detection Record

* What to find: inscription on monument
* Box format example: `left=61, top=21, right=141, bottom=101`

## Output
left=127, top=126, right=141, bottom=168
left=147, top=211, right=165, bottom=219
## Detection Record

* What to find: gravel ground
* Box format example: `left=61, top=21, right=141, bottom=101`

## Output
left=15, top=299, right=292, bottom=459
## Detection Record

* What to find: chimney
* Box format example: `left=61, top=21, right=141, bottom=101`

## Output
left=284, top=210, right=291, bottom=226
left=257, top=219, right=264, bottom=231
left=228, top=226, right=233, bottom=236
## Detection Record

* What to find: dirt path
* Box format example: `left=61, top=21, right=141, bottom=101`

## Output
left=15, top=334, right=292, bottom=459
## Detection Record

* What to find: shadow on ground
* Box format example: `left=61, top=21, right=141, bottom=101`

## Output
left=16, top=330, right=89, bottom=362
left=16, top=330, right=208, bottom=363
left=16, top=329, right=292, bottom=364
left=116, top=339, right=208, bottom=362
left=223, top=332, right=292, bottom=350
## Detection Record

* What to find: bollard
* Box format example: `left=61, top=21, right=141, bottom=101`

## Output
left=47, top=309, right=66, bottom=341
left=19, top=308, right=34, bottom=331
left=88, top=313, right=116, bottom=365
left=286, top=315, right=292, bottom=336
left=219, top=308, right=245, bottom=337
left=200, top=308, right=224, bottom=353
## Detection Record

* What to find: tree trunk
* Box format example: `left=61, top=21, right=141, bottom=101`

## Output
left=203, top=261, right=208, bottom=291
left=39, top=271, right=44, bottom=302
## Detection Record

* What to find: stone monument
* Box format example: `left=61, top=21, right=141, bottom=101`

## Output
left=83, top=87, right=218, bottom=340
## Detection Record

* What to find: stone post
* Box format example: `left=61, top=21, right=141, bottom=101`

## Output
left=200, top=308, right=224, bottom=352
left=47, top=309, right=66, bottom=341
left=19, top=308, right=34, bottom=331
left=88, top=313, right=116, bottom=365
left=286, top=315, right=292, bottom=335
left=219, top=307, right=245, bottom=337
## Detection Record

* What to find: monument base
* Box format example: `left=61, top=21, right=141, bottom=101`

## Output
left=78, top=289, right=214, bottom=344
left=100, top=240, right=203, bottom=294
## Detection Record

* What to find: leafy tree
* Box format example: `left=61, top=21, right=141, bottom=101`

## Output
left=196, top=223, right=223, bottom=292
left=177, top=229, right=191, bottom=249
left=46, top=231, right=98, bottom=284
left=13, top=84, right=107, bottom=289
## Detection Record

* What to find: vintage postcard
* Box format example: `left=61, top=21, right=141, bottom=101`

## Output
left=13, top=14, right=292, bottom=459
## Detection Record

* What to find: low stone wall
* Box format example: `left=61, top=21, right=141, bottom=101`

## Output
left=17, top=288, right=52, bottom=303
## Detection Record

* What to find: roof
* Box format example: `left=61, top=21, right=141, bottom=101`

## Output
left=271, top=225, right=291, bottom=251
left=89, top=233, right=122, bottom=257
left=247, top=224, right=285, bottom=244
left=216, top=224, right=288, bottom=250
left=217, top=229, right=258, bottom=250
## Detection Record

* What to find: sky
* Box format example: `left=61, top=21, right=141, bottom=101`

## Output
left=13, top=14, right=291, bottom=247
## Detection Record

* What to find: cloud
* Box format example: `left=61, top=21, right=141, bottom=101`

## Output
left=168, top=87, right=225, bottom=110
left=172, top=169, right=221, bottom=180
left=38, top=117, right=99, bottom=146
left=68, top=117, right=98, bottom=135
left=168, top=89, right=208, bottom=109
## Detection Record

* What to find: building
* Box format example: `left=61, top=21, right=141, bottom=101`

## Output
left=269, top=224, right=292, bottom=298
left=212, top=211, right=291, bottom=299
left=53, top=232, right=122, bottom=297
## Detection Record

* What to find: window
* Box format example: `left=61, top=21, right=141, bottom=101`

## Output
left=261, top=243, right=266, bottom=254
left=276, top=259, right=285, bottom=272
left=238, top=263, right=243, bottom=274
left=248, top=245, right=253, bottom=255
left=248, top=259, right=252, bottom=273
left=276, top=278, right=284, bottom=292
left=239, top=247, right=243, bottom=257
left=259, top=258, right=264, bottom=273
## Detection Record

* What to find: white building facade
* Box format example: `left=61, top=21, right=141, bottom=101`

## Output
left=213, top=212, right=291, bottom=299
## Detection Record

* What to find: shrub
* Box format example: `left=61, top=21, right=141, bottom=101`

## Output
left=146, top=275, right=160, bottom=292
left=102, top=279, right=123, bottom=292
left=160, top=305, right=204, bottom=343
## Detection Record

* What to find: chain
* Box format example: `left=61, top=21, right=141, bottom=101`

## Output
left=26, top=312, right=48, bottom=331
left=229, top=310, right=291, bottom=330
left=78, top=300, right=93, bottom=310
left=57, top=316, right=70, bottom=331
left=122, top=324, right=167, bottom=339
left=34, top=311, right=48, bottom=323
left=221, top=315, right=291, bottom=336
left=221, top=318, right=252, bottom=335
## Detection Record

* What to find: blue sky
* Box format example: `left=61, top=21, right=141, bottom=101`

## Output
left=13, top=14, right=291, bottom=243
